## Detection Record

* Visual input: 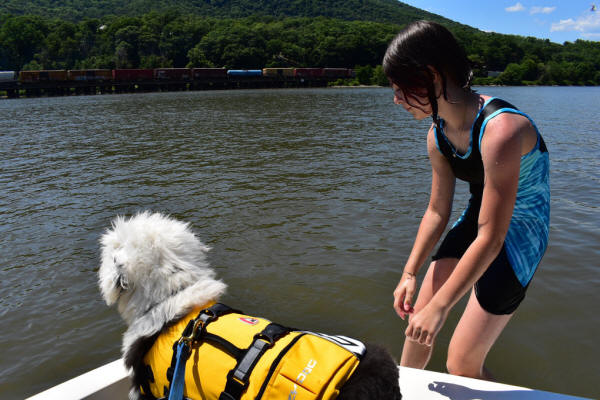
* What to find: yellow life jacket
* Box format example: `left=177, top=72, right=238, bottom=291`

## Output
left=141, top=304, right=364, bottom=400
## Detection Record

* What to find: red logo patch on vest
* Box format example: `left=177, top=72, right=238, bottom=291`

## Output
left=239, top=317, right=259, bottom=325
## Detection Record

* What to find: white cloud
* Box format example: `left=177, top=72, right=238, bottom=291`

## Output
left=551, top=18, right=576, bottom=31
left=506, top=2, right=526, bottom=12
left=505, top=3, right=557, bottom=15
left=530, top=6, right=556, bottom=15
left=551, top=12, right=600, bottom=33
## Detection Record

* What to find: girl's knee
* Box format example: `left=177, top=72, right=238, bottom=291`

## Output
left=446, top=356, right=465, bottom=377
left=446, top=350, right=482, bottom=378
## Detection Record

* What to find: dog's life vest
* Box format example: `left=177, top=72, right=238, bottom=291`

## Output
left=140, top=304, right=365, bottom=400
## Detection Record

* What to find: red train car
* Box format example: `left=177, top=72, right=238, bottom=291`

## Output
left=19, top=70, right=68, bottom=82
left=294, top=68, right=324, bottom=78
left=113, top=69, right=154, bottom=81
left=192, top=68, right=227, bottom=79
left=323, top=68, right=354, bottom=78
left=154, top=68, right=192, bottom=80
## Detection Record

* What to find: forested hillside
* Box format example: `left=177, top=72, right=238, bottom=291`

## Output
left=1, top=1, right=599, bottom=85
left=0, top=0, right=459, bottom=26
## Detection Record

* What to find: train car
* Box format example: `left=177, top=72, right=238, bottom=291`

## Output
left=323, top=68, right=354, bottom=78
left=192, top=68, right=228, bottom=79
left=68, top=69, right=112, bottom=81
left=226, top=70, right=262, bottom=77
left=155, top=68, right=192, bottom=80
left=294, top=68, right=324, bottom=78
left=112, top=69, right=154, bottom=81
left=0, top=71, right=17, bottom=82
left=19, top=70, right=68, bottom=82
left=262, top=68, right=295, bottom=78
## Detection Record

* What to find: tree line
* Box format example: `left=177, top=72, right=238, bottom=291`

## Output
left=0, top=0, right=452, bottom=26
left=1, top=11, right=599, bottom=86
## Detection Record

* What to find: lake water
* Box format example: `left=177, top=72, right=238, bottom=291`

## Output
left=0, top=86, right=598, bottom=399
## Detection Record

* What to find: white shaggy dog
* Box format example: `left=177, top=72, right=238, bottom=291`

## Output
left=99, top=212, right=401, bottom=400
left=99, top=211, right=227, bottom=357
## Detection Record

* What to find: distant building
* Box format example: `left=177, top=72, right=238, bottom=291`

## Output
left=487, top=70, right=502, bottom=78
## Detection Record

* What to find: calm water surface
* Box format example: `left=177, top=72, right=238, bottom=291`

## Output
left=0, top=86, right=598, bottom=398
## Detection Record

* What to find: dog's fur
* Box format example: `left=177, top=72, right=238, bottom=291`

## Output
left=99, top=211, right=401, bottom=399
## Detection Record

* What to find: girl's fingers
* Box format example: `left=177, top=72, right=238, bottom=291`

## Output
left=418, top=328, right=428, bottom=344
left=425, top=332, right=434, bottom=347
left=405, top=323, right=413, bottom=338
left=394, top=288, right=408, bottom=319
left=404, top=289, right=414, bottom=311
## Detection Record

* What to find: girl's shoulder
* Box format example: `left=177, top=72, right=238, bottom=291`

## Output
left=478, top=94, right=493, bottom=104
left=478, top=95, right=532, bottom=132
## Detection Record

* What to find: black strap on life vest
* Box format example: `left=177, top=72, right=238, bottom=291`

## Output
left=163, top=303, right=292, bottom=400
left=164, top=303, right=241, bottom=397
left=219, top=323, right=291, bottom=400
left=254, top=333, right=307, bottom=400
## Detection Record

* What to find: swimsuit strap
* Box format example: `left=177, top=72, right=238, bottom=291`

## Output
left=435, top=98, right=520, bottom=186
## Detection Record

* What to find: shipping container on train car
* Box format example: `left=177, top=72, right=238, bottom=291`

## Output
left=294, top=68, right=324, bottom=78
left=323, top=68, right=353, bottom=78
left=155, top=68, right=192, bottom=80
left=0, top=71, right=17, bottom=82
left=68, top=69, right=112, bottom=81
left=112, top=69, right=154, bottom=81
left=227, top=70, right=262, bottom=77
left=192, top=68, right=228, bottom=79
left=19, top=70, right=68, bottom=82
left=262, top=68, right=295, bottom=77
left=18, top=71, right=38, bottom=82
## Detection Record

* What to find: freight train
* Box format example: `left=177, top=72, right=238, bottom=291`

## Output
left=0, top=67, right=354, bottom=83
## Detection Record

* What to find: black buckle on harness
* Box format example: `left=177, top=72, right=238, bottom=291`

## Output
left=166, top=303, right=239, bottom=389
left=219, top=323, right=290, bottom=400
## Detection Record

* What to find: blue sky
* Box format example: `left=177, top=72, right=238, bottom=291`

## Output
left=400, top=1, right=600, bottom=43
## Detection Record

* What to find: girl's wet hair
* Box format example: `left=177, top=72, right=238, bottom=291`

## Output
left=382, top=20, right=473, bottom=124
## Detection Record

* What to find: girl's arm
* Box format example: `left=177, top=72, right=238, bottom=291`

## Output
left=393, top=125, right=456, bottom=319
left=405, top=113, right=528, bottom=345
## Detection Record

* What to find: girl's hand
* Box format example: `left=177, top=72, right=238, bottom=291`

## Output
left=393, top=272, right=417, bottom=320
left=405, top=302, right=448, bottom=346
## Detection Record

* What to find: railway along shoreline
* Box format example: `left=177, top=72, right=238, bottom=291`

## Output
left=0, top=67, right=355, bottom=99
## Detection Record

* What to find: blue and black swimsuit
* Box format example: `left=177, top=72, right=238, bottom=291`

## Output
left=432, top=98, right=550, bottom=315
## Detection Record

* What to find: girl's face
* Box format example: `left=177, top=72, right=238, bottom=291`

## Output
left=392, top=84, right=432, bottom=120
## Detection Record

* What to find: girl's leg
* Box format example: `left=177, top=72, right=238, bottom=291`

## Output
left=400, top=258, right=458, bottom=368
left=446, top=289, right=513, bottom=379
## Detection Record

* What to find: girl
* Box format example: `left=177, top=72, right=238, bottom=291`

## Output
left=383, top=20, right=549, bottom=379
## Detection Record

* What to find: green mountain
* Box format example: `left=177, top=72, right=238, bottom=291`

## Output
left=0, top=0, right=466, bottom=28
left=1, top=0, right=598, bottom=84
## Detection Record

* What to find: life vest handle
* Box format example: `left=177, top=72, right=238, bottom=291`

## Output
left=219, top=323, right=291, bottom=400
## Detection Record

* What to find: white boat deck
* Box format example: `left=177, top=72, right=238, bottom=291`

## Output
left=26, top=359, right=590, bottom=400
left=399, top=366, right=589, bottom=400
